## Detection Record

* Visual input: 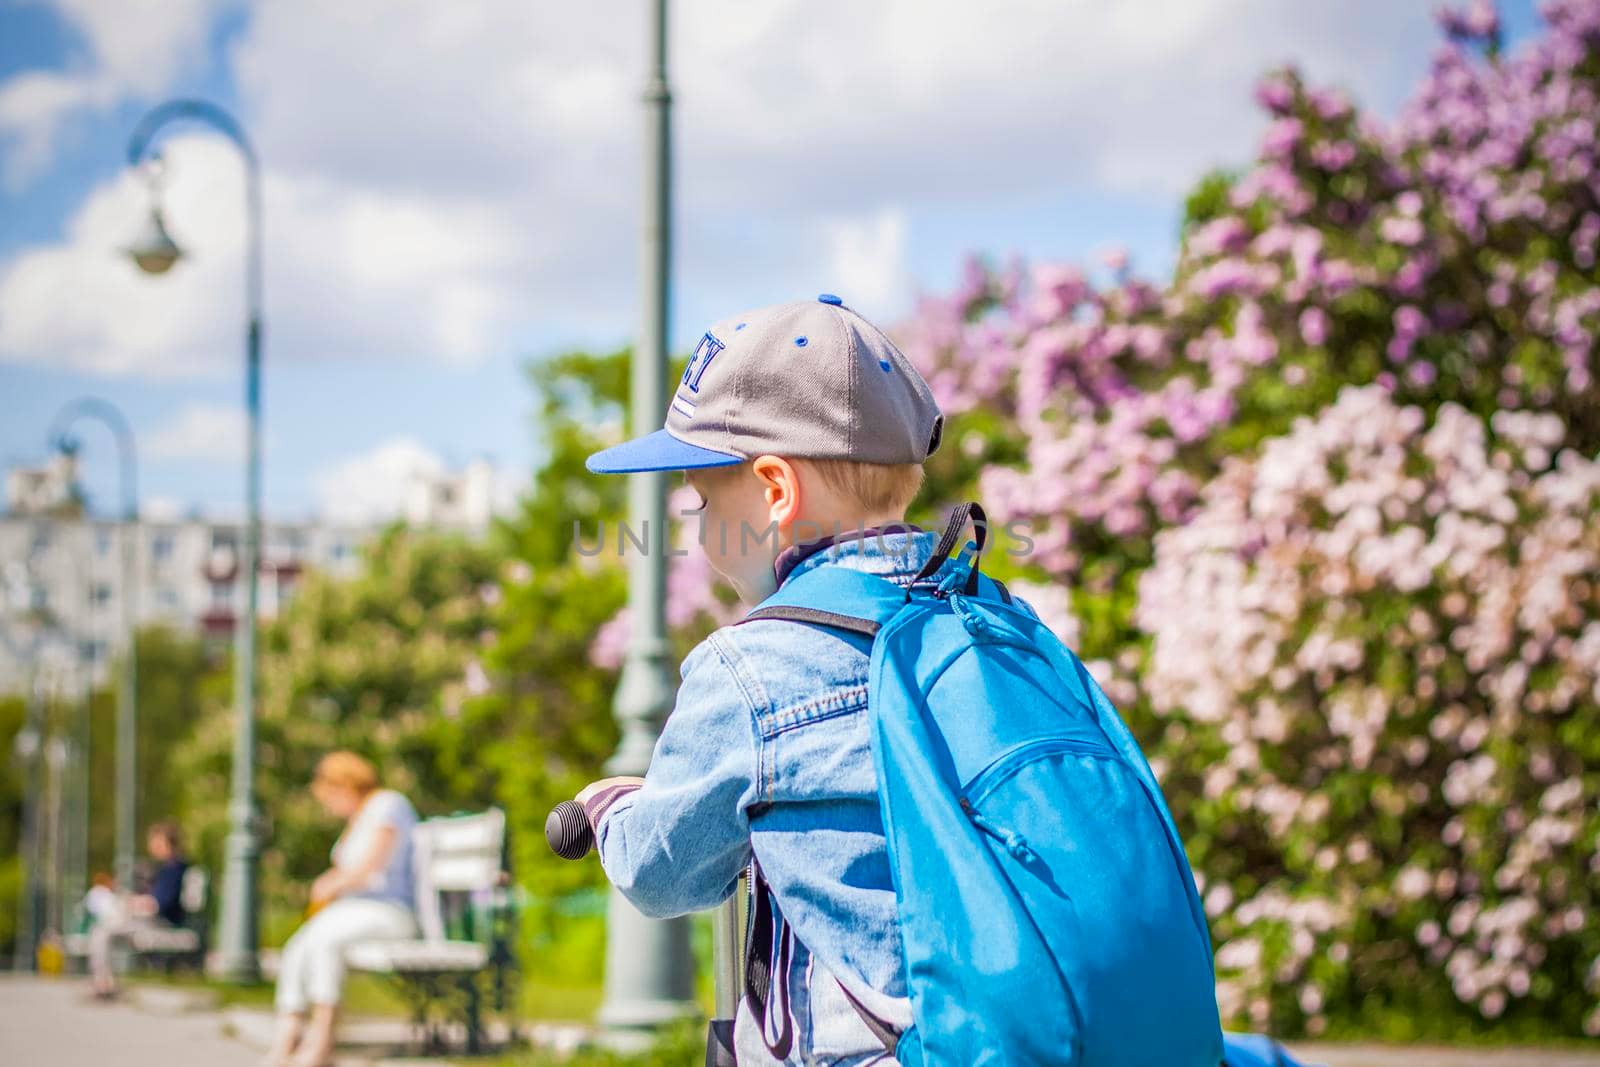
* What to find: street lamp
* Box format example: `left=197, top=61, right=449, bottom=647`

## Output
left=125, top=98, right=264, bottom=983
left=50, top=398, right=139, bottom=899
left=125, top=179, right=182, bottom=276
left=598, top=0, right=697, bottom=1040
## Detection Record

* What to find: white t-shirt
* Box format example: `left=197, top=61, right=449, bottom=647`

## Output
left=85, top=885, right=124, bottom=923
left=331, top=789, right=418, bottom=910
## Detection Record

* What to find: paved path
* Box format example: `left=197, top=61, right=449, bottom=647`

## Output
left=4, top=974, right=1598, bottom=1067
left=0, top=975, right=258, bottom=1067
left=1285, top=1045, right=1600, bottom=1067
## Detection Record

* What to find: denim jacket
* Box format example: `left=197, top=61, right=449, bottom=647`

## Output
left=595, top=529, right=1006, bottom=1066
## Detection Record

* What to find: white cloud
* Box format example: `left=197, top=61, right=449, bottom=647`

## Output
left=0, top=70, right=113, bottom=190
left=822, top=209, right=910, bottom=317
left=312, top=439, right=523, bottom=525
left=0, top=134, right=525, bottom=375
left=311, top=437, right=443, bottom=524
left=0, top=0, right=1440, bottom=377
left=50, top=0, right=221, bottom=94
left=0, top=0, right=222, bottom=188
left=144, top=402, right=247, bottom=461
left=673, top=0, right=1435, bottom=203
left=140, top=494, right=184, bottom=521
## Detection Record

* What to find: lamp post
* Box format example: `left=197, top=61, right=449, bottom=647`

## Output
left=50, top=398, right=139, bottom=895
left=126, top=99, right=264, bottom=982
left=597, top=0, right=697, bottom=1040
left=66, top=636, right=93, bottom=949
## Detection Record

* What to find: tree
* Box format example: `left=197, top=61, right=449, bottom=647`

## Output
left=89, top=627, right=225, bottom=876
left=0, top=693, right=26, bottom=955
left=171, top=528, right=503, bottom=924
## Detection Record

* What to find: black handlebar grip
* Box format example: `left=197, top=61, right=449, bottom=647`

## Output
left=545, top=800, right=595, bottom=860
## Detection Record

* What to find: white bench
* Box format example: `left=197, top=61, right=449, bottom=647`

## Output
left=345, top=807, right=515, bottom=1053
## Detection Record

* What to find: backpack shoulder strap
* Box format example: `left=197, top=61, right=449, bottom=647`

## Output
left=738, top=502, right=1002, bottom=635
left=737, top=564, right=908, bottom=637
left=742, top=604, right=883, bottom=637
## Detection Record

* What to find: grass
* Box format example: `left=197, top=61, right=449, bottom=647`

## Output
left=520, top=976, right=604, bottom=1022
left=483, top=1021, right=705, bottom=1067
left=124, top=969, right=409, bottom=1015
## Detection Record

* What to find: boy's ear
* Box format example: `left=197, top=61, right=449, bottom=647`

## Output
left=751, top=455, right=802, bottom=527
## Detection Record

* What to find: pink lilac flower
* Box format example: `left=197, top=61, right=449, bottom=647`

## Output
left=1300, top=307, right=1331, bottom=346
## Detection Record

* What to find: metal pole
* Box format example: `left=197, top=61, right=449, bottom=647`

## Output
left=710, top=892, right=744, bottom=1022
left=117, top=465, right=138, bottom=892
left=69, top=641, right=92, bottom=950
left=221, top=192, right=264, bottom=982
left=45, top=696, right=66, bottom=943
left=12, top=672, right=45, bottom=971
left=50, top=399, right=139, bottom=894
left=126, top=99, right=262, bottom=981
left=597, top=0, right=696, bottom=1039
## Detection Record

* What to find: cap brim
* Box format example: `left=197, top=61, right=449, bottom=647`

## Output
left=586, top=427, right=744, bottom=474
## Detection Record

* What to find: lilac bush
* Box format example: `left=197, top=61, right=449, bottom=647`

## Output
left=1138, top=386, right=1600, bottom=1033
left=889, top=0, right=1600, bottom=1035
left=898, top=0, right=1600, bottom=583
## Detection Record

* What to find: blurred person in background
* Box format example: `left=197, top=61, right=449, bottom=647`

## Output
left=266, top=750, right=417, bottom=1067
left=83, top=871, right=120, bottom=925
left=87, top=821, right=189, bottom=999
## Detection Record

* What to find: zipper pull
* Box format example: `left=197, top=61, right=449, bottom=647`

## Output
left=960, top=798, right=1036, bottom=863
left=949, top=592, right=993, bottom=638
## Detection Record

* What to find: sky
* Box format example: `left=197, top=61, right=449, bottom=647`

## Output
left=0, top=0, right=1547, bottom=523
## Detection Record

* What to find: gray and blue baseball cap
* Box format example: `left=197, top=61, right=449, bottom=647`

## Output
left=587, top=294, right=944, bottom=474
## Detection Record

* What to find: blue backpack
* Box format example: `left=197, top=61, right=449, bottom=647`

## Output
left=741, top=503, right=1223, bottom=1066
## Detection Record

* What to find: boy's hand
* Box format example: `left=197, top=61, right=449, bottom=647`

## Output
left=577, top=776, right=645, bottom=806
left=576, top=775, right=646, bottom=833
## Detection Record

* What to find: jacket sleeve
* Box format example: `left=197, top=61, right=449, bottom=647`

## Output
left=595, top=633, right=759, bottom=918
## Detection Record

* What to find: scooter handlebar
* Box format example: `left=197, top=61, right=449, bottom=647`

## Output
left=544, top=800, right=595, bottom=860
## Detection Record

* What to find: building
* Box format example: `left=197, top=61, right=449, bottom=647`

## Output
left=4, top=452, right=78, bottom=515
left=402, top=456, right=501, bottom=531
left=0, top=508, right=372, bottom=690
left=0, top=450, right=510, bottom=691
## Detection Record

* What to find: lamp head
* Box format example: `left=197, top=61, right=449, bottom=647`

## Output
left=127, top=205, right=183, bottom=275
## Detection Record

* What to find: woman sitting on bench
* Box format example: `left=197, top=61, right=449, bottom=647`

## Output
left=266, top=750, right=418, bottom=1067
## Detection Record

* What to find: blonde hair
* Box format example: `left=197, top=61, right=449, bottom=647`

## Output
left=803, top=460, right=924, bottom=516
left=692, top=458, right=925, bottom=517
left=313, top=750, right=380, bottom=797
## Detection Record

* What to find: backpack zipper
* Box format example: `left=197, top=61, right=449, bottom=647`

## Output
left=964, top=735, right=1114, bottom=805
left=959, top=795, right=1038, bottom=863
left=958, top=735, right=1117, bottom=865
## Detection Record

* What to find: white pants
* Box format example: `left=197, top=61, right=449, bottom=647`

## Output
left=274, top=898, right=415, bottom=1013
left=88, top=915, right=164, bottom=986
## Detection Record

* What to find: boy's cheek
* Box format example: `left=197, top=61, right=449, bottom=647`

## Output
left=704, top=537, right=777, bottom=604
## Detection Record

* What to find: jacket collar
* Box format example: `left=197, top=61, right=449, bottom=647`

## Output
left=774, top=524, right=929, bottom=588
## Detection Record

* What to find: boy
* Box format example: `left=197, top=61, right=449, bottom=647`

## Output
left=578, top=294, right=972, bottom=1065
